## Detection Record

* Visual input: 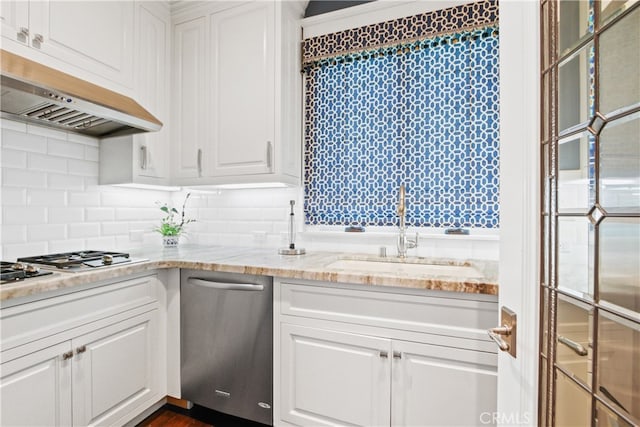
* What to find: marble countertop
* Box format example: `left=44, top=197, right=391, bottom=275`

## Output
left=0, top=245, right=498, bottom=303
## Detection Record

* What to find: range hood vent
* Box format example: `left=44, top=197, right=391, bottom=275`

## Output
left=1, top=50, right=162, bottom=138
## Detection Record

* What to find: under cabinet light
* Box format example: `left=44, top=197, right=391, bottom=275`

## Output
left=111, top=183, right=182, bottom=192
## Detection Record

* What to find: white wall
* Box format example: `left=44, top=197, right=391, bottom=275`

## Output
left=1, top=119, right=499, bottom=261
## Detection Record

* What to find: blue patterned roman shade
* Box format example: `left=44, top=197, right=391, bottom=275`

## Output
left=303, top=0, right=500, bottom=228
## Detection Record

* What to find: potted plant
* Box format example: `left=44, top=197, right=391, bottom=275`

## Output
left=155, top=193, right=196, bottom=247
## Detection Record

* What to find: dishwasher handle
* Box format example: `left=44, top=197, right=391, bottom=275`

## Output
left=187, top=277, right=264, bottom=291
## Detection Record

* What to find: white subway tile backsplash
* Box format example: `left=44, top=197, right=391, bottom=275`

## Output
left=28, top=152, right=68, bottom=173
left=1, top=188, right=26, bottom=206
left=68, top=159, right=98, bottom=176
left=27, top=189, right=66, bottom=207
left=85, top=236, right=118, bottom=250
left=68, top=223, right=101, bottom=238
left=86, top=207, right=115, bottom=222
left=27, top=124, right=68, bottom=140
left=115, top=207, right=159, bottom=221
left=48, top=238, right=85, bottom=253
left=48, top=207, right=84, bottom=224
left=2, top=168, right=47, bottom=188
left=101, top=222, right=130, bottom=236
left=1, top=148, right=27, bottom=169
left=1, top=129, right=47, bottom=153
left=47, top=138, right=85, bottom=159
left=1, top=225, right=27, bottom=244
left=67, top=132, right=99, bottom=146
left=48, top=173, right=84, bottom=191
left=3, top=206, right=47, bottom=225
left=27, top=224, right=66, bottom=241
left=101, top=188, right=167, bottom=208
left=0, top=118, right=27, bottom=132
left=68, top=191, right=101, bottom=207
left=84, top=145, right=99, bottom=161
left=3, top=242, right=49, bottom=261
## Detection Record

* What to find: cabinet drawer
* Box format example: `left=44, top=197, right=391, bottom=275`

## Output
left=279, top=280, right=497, bottom=341
left=1, top=274, right=159, bottom=352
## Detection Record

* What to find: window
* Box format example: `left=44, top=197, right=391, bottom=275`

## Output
left=303, top=0, right=500, bottom=229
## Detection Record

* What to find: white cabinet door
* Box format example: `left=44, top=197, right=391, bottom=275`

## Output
left=280, top=323, right=391, bottom=427
left=210, top=2, right=275, bottom=177
left=0, top=342, right=73, bottom=427
left=133, top=2, right=169, bottom=183
left=29, top=1, right=134, bottom=88
left=72, top=310, right=159, bottom=427
left=0, top=0, right=29, bottom=44
left=391, top=340, right=497, bottom=427
left=172, top=15, right=208, bottom=182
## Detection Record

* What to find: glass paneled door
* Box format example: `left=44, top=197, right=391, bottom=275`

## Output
left=540, top=1, right=640, bottom=426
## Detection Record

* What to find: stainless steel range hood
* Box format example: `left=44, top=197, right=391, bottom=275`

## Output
left=0, top=50, right=162, bottom=137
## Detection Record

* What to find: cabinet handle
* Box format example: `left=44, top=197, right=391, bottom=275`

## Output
left=266, top=141, right=273, bottom=170
left=379, top=351, right=388, bottom=358
left=140, top=145, right=148, bottom=170
left=61, top=351, right=74, bottom=360
left=76, top=345, right=87, bottom=355
left=393, top=351, right=402, bottom=359
left=197, top=148, right=202, bottom=177
left=32, top=33, right=44, bottom=48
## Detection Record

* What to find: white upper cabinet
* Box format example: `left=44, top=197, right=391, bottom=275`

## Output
left=0, top=1, right=135, bottom=92
left=99, top=2, right=171, bottom=187
left=171, top=14, right=208, bottom=182
left=210, top=2, right=275, bottom=178
left=171, top=1, right=304, bottom=186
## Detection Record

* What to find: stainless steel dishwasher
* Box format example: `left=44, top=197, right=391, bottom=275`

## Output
left=180, top=269, right=273, bottom=425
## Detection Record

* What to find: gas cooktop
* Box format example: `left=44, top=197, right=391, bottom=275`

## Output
left=1, top=261, right=54, bottom=284
left=17, top=250, right=133, bottom=269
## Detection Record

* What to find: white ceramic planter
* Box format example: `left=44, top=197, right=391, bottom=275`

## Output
left=162, top=235, right=179, bottom=247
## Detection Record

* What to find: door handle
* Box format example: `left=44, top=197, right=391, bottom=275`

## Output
left=557, top=335, right=588, bottom=356
left=488, top=326, right=512, bottom=351
left=197, top=148, right=203, bottom=177
left=187, top=278, right=264, bottom=291
left=487, top=306, right=517, bottom=358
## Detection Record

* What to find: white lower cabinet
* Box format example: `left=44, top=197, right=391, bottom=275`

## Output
left=0, top=273, right=164, bottom=427
left=73, top=311, right=159, bottom=426
left=391, top=340, right=497, bottom=427
left=281, top=324, right=391, bottom=426
left=0, top=341, right=73, bottom=427
left=275, top=279, right=498, bottom=427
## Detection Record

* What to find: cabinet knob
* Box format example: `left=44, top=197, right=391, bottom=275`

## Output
left=379, top=351, right=388, bottom=358
left=393, top=351, right=402, bottom=359
left=61, top=351, right=74, bottom=360
left=76, top=345, right=87, bottom=355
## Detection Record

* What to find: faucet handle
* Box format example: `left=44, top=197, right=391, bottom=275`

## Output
left=408, top=232, right=419, bottom=249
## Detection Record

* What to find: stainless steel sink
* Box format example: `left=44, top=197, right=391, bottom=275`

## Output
left=325, top=256, right=484, bottom=278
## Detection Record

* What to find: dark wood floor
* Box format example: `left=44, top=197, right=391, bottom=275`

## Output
left=137, top=404, right=270, bottom=427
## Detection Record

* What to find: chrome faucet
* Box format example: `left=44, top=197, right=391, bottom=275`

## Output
left=397, top=184, right=418, bottom=258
